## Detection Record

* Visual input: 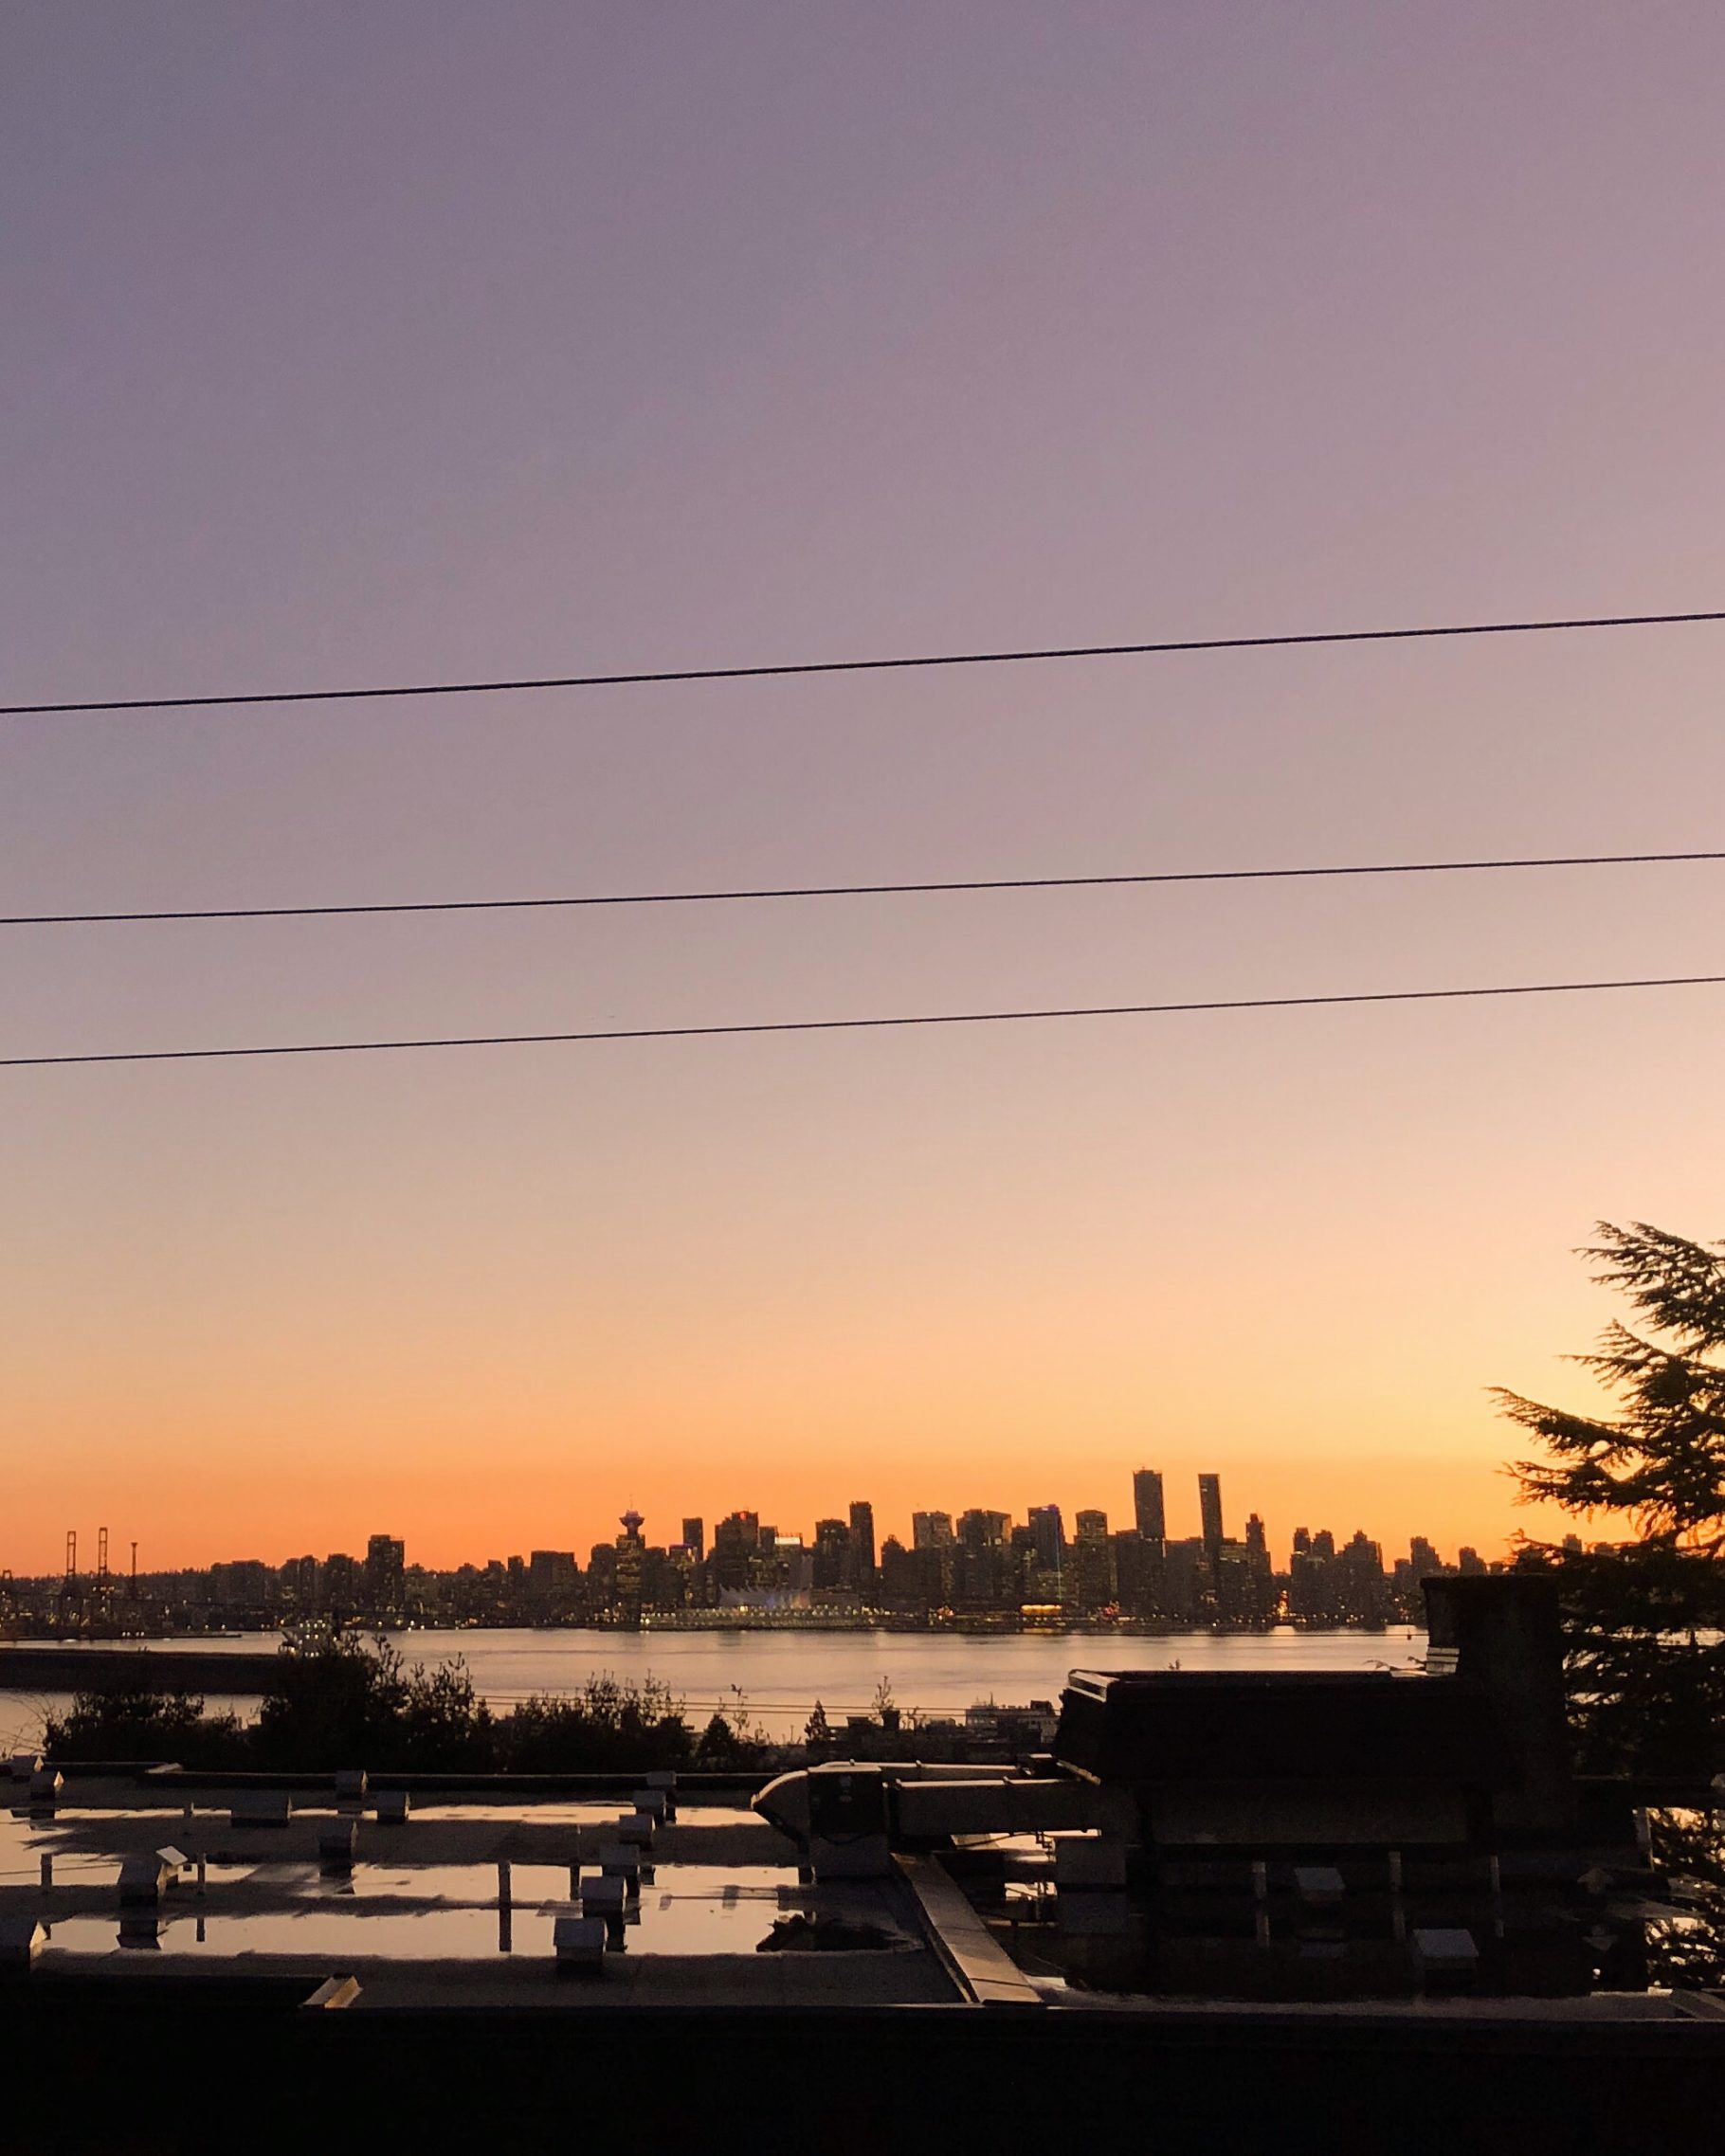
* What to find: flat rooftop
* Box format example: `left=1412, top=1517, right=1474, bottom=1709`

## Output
left=2, top=1776, right=954, bottom=2008
left=7, top=1771, right=1722, bottom=2027
left=7, top=1775, right=1724, bottom=2156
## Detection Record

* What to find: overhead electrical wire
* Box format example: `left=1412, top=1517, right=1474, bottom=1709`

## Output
left=4, top=605, right=1722, bottom=717
left=4, top=969, right=1721, bottom=1069
left=3, top=845, right=1721, bottom=930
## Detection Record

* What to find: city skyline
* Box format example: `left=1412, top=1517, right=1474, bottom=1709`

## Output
left=10, top=1464, right=1529, bottom=1584
left=7, top=1475, right=1512, bottom=1636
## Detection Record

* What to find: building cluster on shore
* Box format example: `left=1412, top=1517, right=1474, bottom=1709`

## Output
left=4, top=1472, right=1518, bottom=1637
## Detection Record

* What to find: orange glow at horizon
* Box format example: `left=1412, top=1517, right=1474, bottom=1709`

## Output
left=5, top=985, right=1716, bottom=1578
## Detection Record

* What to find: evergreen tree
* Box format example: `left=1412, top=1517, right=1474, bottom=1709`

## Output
left=1497, top=1222, right=1725, bottom=1773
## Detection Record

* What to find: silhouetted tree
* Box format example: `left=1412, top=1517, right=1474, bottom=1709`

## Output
left=393, top=1656, right=494, bottom=1770
left=1645, top=1810, right=1725, bottom=1987
left=42, top=1643, right=736, bottom=1774
left=253, top=1634, right=493, bottom=1770
left=251, top=1634, right=409, bottom=1769
left=694, top=1712, right=750, bottom=1766
left=45, top=1676, right=248, bottom=1768
left=1498, top=1222, right=1725, bottom=1773
left=497, top=1675, right=689, bottom=1771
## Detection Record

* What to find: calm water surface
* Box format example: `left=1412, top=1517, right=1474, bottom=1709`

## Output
left=4, top=1626, right=1425, bottom=1746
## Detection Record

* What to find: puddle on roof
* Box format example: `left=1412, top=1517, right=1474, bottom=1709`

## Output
left=35, top=1865, right=912, bottom=1963
left=40, top=1906, right=554, bottom=1961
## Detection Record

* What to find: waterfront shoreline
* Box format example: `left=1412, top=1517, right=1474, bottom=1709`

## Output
left=4, top=1613, right=1426, bottom=1644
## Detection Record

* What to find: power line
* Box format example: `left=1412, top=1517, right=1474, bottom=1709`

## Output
left=5, top=845, right=1721, bottom=929
left=5, top=606, right=1722, bottom=718
left=4, top=969, right=1720, bottom=1069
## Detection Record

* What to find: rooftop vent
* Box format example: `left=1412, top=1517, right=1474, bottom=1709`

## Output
left=0, top=1919, right=46, bottom=1968
left=301, top=1977, right=361, bottom=2010
left=579, top=1874, right=627, bottom=1918
left=118, top=1854, right=176, bottom=1906
left=1413, top=1927, right=1480, bottom=1990
left=318, top=1821, right=358, bottom=1871
left=596, top=1843, right=641, bottom=1898
left=554, top=1915, right=607, bottom=1976
left=229, top=1790, right=292, bottom=1829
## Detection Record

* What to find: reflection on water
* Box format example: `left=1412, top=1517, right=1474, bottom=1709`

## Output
left=45, top=1905, right=552, bottom=1959
left=33, top=1856, right=889, bottom=1963
left=3, top=1627, right=1425, bottom=1739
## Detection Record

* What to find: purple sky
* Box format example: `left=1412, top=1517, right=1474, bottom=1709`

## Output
left=3, top=3, right=1723, bottom=1568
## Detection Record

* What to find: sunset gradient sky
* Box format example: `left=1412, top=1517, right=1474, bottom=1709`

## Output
left=4, top=3, right=1724, bottom=1573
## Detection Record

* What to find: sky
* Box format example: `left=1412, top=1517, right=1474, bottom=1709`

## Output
left=3, top=1, right=1723, bottom=1575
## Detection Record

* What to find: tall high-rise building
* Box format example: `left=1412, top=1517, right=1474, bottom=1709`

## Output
left=1241, top=1513, right=1276, bottom=1622
left=681, top=1518, right=706, bottom=1561
left=364, top=1534, right=405, bottom=1613
left=1067, top=1514, right=1116, bottom=1611
left=811, top=1517, right=851, bottom=1590
left=614, top=1508, right=646, bottom=1617
left=912, top=1511, right=954, bottom=1550
left=320, top=1561, right=357, bottom=1612
left=848, top=1501, right=876, bottom=1581
left=527, top=1549, right=577, bottom=1608
left=281, top=1555, right=319, bottom=1608
left=712, top=1512, right=761, bottom=1595
left=1027, top=1504, right=1065, bottom=1575
left=1132, top=1468, right=1166, bottom=1544
left=1198, top=1476, right=1224, bottom=1551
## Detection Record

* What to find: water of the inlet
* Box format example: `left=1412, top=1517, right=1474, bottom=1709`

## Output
left=0, top=1627, right=1420, bottom=1753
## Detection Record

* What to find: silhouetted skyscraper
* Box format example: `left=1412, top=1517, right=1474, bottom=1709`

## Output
left=1198, top=1475, right=1224, bottom=1551
left=811, top=1517, right=850, bottom=1590
left=1133, top=1468, right=1166, bottom=1543
left=1028, top=1504, right=1065, bottom=1574
left=614, top=1509, right=646, bottom=1618
left=322, top=1551, right=359, bottom=1611
left=712, top=1512, right=759, bottom=1595
left=848, top=1501, right=876, bottom=1579
left=1068, top=1513, right=1116, bottom=1609
left=364, top=1534, right=405, bottom=1613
